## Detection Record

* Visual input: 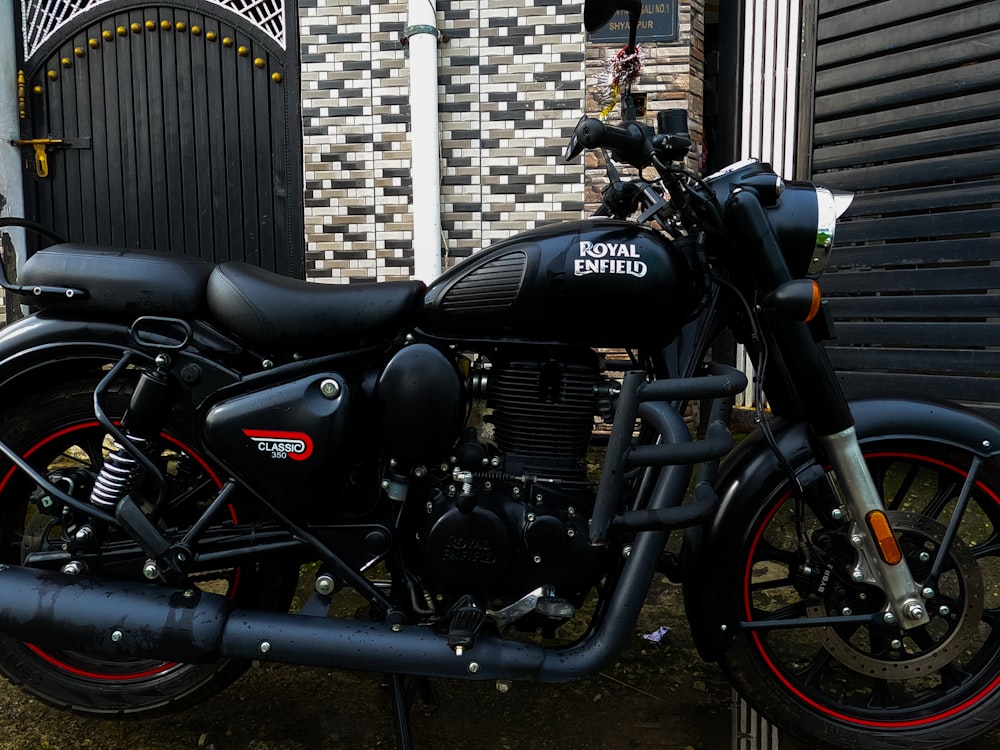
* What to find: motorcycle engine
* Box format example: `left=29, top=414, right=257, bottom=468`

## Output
left=416, top=348, right=610, bottom=609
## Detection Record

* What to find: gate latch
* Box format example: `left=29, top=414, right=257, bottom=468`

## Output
left=11, top=137, right=89, bottom=178
left=12, top=138, right=61, bottom=178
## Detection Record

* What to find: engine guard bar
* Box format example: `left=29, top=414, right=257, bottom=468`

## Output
left=589, top=363, right=747, bottom=544
left=612, top=392, right=734, bottom=532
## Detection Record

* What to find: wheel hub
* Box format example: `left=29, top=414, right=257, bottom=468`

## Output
left=806, top=510, right=984, bottom=677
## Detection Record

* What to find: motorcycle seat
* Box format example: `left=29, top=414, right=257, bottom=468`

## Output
left=18, top=244, right=213, bottom=316
left=206, top=261, right=426, bottom=349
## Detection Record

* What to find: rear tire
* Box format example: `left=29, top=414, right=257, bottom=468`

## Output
left=0, top=375, right=298, bottom=716
left=719, top=439, right=1000, bottom=749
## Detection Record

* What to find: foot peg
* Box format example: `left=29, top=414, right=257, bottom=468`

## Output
left=488, top=585, right=577, bottom=628
left=447, top=595, right=486, bottom=655
left=535, top=596, right=575, bottom=619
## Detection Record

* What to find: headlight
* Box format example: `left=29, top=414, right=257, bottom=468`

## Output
left=808, top=186, right=855, bottom=277
left=704, top=160, right=855, bottom=279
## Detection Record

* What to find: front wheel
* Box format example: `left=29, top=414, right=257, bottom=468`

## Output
left=720, top=440, right=1000, bottom=749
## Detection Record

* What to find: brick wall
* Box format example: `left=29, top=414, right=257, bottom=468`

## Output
left=300, top=0, right=703, bottom=284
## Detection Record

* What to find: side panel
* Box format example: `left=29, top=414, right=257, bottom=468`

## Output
left=684, top=397, right=1000, bottom=660
left=202, top=371, right=353, bottom=521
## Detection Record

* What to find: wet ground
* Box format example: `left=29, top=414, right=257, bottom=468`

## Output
left=1, top=574, right=998, bottom=750
left=0, top=578, right=732, bottom=750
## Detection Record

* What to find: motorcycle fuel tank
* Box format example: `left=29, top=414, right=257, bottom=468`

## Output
left=420, top=219, right=693, bottom=347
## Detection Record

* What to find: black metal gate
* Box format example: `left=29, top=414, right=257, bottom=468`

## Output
left=798, top=0, right=1000, bottom=417
left=15, top=0, right=303, bottom=277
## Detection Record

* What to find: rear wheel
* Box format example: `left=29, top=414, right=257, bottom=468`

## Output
left=0, top=375, right=297, bottom=716
left=720, top=440, right=1000, bottom=749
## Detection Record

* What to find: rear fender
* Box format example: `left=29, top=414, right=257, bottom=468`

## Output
left=0, top=313, right=241, bottom=405
left=0, top=313, right=143, bottom=391
left=683, top=397, right=1000, bottom=661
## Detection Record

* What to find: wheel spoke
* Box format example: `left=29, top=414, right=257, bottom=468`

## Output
left=752, top=538, right=803, bottom=568
left=865, top=677, right=897, bottom=711
left=80, top=433, right=108, bottom=467
left=980, top=608, right=1000, bottom=631
left=881, top=462, right=920, bottom=512
left=794, top=646, right=833, bottom=687
left=908, top=626, right=940, bottom=652
left=157, top=477, right=216, bottom=517
left=939, top=661, right=973, bottom=690
left=970, top=534, right=1000, bottom=560
left=749, top=575, right=798, bottom=594
left=921, top=475, right=960, bottom=518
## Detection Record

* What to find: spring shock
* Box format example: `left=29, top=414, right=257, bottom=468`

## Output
left=89, top=436, right=148, bottom=509
left=88, top=360, right=176, bottom=510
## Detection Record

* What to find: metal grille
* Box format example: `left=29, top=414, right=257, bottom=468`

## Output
left=20, top=0, right=285, bottom=60
left=732, top=690, right=780, bottom=750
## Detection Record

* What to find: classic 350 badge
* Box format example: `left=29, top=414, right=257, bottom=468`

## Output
left=243, top=429, right=314, bottom=461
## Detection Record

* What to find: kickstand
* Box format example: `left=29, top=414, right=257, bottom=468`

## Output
left=388, top=674, right=414, bottom=750
left=387, top=674, right=438, bottom=750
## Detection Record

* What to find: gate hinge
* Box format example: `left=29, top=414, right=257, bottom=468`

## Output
left=16, top=70, right=25, bottom=120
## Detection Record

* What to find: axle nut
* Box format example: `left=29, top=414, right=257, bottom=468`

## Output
left=904, top=603, right=926, bottom=621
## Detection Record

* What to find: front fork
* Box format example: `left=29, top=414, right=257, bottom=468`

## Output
left=727, top=187, right=930, bottom=630
left=820, top=427, right=931, bottom=628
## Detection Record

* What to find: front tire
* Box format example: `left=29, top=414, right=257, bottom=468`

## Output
left=719, top=440, right=1000, bottom=749
left=0, top=375, right=297, bottom=717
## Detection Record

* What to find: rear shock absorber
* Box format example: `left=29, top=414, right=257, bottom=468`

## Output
left=89, top=436, right=148, bottom=510
left=88, top=362, right=175, bottom=510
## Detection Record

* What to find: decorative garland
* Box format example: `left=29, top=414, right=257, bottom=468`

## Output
left=594, top=45, right=642, bottom=120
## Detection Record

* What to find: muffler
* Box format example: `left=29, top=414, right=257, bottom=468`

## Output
left=0, top=563, right=542, bottom=679
left=0, top=563, right=228, bottom=663
left=0, top=517, right=667, bottom=683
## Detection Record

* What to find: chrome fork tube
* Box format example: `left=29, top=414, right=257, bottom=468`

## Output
left=819, top=426, right=930, bottom=629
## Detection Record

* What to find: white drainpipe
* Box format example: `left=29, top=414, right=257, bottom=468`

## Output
left=406, top=0, right=442, bottom=283
left=0, top=0, right=26, bottom=267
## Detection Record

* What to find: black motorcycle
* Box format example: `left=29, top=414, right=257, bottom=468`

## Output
left=0, top=2, right=999, bottom=748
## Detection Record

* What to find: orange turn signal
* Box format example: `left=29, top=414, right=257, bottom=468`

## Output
left=769, top=279, right=823, bottom=322
left=805, top=280, right=822, bottom=322
left=866, top=510, right=903, bottom=565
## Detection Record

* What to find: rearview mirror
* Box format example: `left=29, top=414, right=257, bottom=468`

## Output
left=584, top=0, right=642, bottom=47
left=584, top=0, right=617, bottom=32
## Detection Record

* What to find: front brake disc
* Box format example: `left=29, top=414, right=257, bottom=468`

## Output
left=806, top=510, right=984, bottom=677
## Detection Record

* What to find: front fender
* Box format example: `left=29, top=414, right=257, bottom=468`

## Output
left=683, top=397, right=1000, bottom=661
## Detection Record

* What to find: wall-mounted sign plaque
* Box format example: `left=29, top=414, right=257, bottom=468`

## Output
left=588, top=1, right=679, bottom=44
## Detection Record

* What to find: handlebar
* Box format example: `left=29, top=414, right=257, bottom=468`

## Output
left=569, top=117, right=692, bottom=168
left=574, top=119, right=647, bottom=153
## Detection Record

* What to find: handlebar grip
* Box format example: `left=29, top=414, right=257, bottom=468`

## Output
left=575, top=118, right=645, bottom=153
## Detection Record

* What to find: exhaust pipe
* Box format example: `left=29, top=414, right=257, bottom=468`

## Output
left=0, top=563, right=228, bottom=663
left=0, top=563, right=543, bottom=679
left=0, top=519, right=669, bottom=682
